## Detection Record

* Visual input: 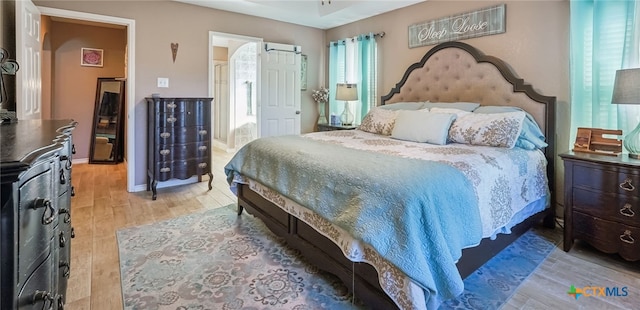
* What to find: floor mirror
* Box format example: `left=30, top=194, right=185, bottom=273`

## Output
left=89, top=77, right=125, bottom=164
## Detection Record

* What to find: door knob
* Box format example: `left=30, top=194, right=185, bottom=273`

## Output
left=295, top=110, right=301, bottom=115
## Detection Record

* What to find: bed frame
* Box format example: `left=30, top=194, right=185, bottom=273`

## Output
left=236, top=41, right=556, bottom=309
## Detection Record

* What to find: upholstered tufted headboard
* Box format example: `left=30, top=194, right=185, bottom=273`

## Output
left=381, top=41, right=556, bottom=196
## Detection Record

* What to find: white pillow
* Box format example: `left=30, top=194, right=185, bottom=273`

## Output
left=448, top=111, right=526, bottom=148
left=391, top=110, right=456, bottom=145
left=430, top=107, right=471, bottom=118
left=358, top=108, right=398, bottom=135
left=422, top=101, right=480, bottom=111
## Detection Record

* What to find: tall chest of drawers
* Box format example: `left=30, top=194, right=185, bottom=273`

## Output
left=1, top=120, right=77, bottom=310
left=561, top=152, right=640, bottom=261
left=146, top=97, right=214, bottom=200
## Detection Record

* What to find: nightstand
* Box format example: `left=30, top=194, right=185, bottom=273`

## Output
left=560, top=152, right=640, bottom=261
left=317, top=124, right=357, bottom=131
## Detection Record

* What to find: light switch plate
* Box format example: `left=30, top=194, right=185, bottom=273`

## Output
left=157, top=77, right=169, bottom=88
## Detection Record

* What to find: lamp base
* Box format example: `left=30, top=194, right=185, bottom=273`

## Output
left=624, top=121, right=640, bottom=159
left=340, top=101, right=354, bottom=126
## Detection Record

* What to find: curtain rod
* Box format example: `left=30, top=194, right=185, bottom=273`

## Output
left=328, top=32, right=385, bottom=47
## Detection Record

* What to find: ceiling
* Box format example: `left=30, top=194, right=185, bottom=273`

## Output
left=174, top=0, right=425, bottom=29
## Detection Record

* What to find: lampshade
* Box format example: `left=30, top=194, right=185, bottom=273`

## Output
left=612, top=68, right=640, bottom=159
left=612, top=68, right=640, bottom=104
left=335, top=83, right=358, bottom=101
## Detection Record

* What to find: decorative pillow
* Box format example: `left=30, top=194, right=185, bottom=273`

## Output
left=430, top=107, right=471, bottom=118
left=422, top=101, right=480, bottom=111
left=391, top=110, right=456, bottom=145
left=378, top=102, right=427, bottom=111
left=448, top=111, right=526, bottom=148
left=473, top=106, right=547, bottom=150
left=358, top=108, right=398, bottom=135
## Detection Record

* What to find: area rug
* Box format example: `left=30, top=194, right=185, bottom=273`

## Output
left=117, top=205, right=556, bottom=310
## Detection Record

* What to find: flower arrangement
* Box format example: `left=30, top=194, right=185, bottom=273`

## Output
left=311, top=87, right=329, bottom=104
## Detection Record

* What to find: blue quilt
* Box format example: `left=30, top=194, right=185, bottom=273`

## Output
left=225, top=135, right=483, bottom=309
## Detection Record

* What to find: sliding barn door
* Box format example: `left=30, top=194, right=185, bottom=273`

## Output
left=259, top=42, right=301, bottom=137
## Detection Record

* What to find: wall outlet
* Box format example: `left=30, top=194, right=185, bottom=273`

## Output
left=157, top=77, right=169, bottom=88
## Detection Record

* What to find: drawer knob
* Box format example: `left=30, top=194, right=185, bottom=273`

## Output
left=160, top=167, right=171, bottom=173
left=33, top=198, right=55, bottom=225
left=619, top=178, right=635, bottom=192
left=59, top=261, right=71, bottom=279
left=620, top=203, right=636, bottom=217
left=59, top=232, right=66, bottom=248
left=166, top=103, right=177, bottom=109
left=167, top=116, right=177, bottom=123
left=59, top=207, right=71, bottom=223
left=198, top=162, right=208, bottom=168
left=160, top=132, right=171, bottom=139
left=198, top=130, right=208, bottom=136
left=32, top=290, right=54, bottom=307
left=160, top=149, right=170, bottom=156
left=198, top=145, right=207, bottom=151
left=620, top=230, right=635, bottom=244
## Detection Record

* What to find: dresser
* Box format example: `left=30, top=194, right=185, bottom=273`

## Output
left=146, top=97, right=213, bottom=200
left=561, top=152, right=640, bottom=261
left=1, top=120, right=77, bottom=310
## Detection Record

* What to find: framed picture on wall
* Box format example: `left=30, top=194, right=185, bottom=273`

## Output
left=301, top=54, right=307, bottom=91
left=81, top=48, right=103, bottom=67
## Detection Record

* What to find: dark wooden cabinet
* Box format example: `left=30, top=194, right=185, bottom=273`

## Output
left=1, top=120, right=77, bottom=310
left=146, top=97, right=213, bottom=200
left=561, top=152, right=640, bottom=261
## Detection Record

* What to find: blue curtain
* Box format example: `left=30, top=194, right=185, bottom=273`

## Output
left=328, top=33, right=378, bottom=124
left=358, top=34, right=377, bottom=119
left=570, top=0, right=638, bottom=148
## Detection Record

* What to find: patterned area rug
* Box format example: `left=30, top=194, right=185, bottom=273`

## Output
left=117, top=205, right=556, bottom=310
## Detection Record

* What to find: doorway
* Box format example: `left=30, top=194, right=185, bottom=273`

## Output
left=210, top=32, right=260, bottom=153
left=37, top=6, right=136, bottom=192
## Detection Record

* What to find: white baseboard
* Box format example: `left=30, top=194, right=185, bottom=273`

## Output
left=131, top=176, right=199, bottom=193
left=72, top=158, right=89, bottom=164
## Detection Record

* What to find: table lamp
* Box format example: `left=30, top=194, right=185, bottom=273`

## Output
left=336, top=83, right=357, bottom=126
left=612, top=68, right=640, bottom=158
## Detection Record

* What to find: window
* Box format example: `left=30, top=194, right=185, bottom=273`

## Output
left=328, top=33, right=379, bottom=125
left=570, top=1, right=640, bottom=150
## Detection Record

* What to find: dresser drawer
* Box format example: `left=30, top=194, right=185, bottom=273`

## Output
left=573, top=211, right=640, bottom=261
left=17, top=252, right=54, bottom=309
left=573, top=187, right=640, bottom=227
left=152, top=99, right=186, bottom=114
left=573, top=163, right=640, bottom=197
left=155, top=126, right=209, bottom=144
left=156, top=142, right=209, bottom=162
left=155, top=159, right=211, bottom=181
left=18, top=168, right=56, bottom=287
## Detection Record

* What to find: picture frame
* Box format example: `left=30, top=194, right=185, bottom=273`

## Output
left=300, top=54, right=307, bottom=91
left=81, top=48, right=103, bottom=67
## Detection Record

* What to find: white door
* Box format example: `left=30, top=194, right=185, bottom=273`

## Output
left=259, top=42, right=301, bottom=137
left=16, top=0, right=42, bottom=120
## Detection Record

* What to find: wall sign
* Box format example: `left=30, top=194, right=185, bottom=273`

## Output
left=408, top=4, right=506, bottom=48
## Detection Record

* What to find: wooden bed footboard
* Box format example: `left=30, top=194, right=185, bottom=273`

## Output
left=237, top=183, right=554, bottom=309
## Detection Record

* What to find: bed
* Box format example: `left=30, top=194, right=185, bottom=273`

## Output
left=225, top=41, right=556, bottom=309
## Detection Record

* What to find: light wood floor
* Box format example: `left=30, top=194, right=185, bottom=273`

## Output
left=65, top=149, right=640, bottom=310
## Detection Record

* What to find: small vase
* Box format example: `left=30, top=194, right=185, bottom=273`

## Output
left=317, top=101, right=328, bottom=124
left=340, top=101, right=354, bottom=126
